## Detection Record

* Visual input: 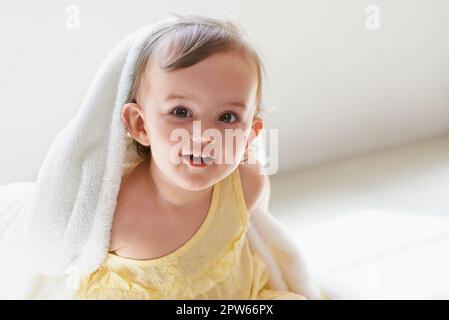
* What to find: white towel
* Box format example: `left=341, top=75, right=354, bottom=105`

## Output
left=0, top=17, right=339, bottom=299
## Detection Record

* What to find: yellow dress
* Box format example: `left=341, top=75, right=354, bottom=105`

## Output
left=75, top=166, right=306, bottom=300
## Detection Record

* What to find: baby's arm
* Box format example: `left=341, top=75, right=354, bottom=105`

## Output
left=256, top=172, right=270, bottom=212
left=239, top=161, right=271, bottom=213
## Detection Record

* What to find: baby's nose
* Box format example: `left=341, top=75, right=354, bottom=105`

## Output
left=189, top=134, right=217, bottom=154
left=191, top=133, right=216, bottom=145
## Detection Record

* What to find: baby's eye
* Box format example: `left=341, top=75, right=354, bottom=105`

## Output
left=219, top=112, right=238, bottom=123
left=170, top=107, right=192, bottom=118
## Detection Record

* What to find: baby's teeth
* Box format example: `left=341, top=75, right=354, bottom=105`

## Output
left=202, top=156, right=213, bottom=165
left=182, top=154, right=214, bottom=165
left=192, top=155, right=202, bottom=164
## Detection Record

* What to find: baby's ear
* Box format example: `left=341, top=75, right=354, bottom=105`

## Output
left=121, top=103, right=150, bottom=146
left=248, top=117, right=264, bottom=145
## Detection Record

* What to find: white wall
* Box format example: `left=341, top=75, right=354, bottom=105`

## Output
left=270, top=134, right=449, bottom=224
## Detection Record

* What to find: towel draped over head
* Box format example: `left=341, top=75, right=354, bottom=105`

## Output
left=19, top=18, right=179, bottom=275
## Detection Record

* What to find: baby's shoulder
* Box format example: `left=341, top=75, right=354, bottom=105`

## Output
left=238, top=162, right=270, bottom=213
left=109, top=164, right=152, bottom=253
left=108, top=177, right=138, bottom=253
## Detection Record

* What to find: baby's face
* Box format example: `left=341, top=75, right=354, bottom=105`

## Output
left=125, top=51, right=261, bottom=191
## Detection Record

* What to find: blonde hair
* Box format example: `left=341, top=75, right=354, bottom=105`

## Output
left=126, top=13, right=267, bottom=160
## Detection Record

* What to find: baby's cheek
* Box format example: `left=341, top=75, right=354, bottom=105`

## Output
left=153, top=126, right=177, bottom=149
left=221, top=137, right=246, bottom=165
left=148, top=131, right=173, bottom=160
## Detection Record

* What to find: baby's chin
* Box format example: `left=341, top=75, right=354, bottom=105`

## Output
left=172, top=161, right=236, bottom=191
left=172, top=162, right=219, bottom=190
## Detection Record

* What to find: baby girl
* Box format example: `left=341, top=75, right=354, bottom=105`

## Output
left=74, top=14, right=305, bottom=299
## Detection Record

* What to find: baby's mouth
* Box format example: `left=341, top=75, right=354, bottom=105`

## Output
left=181, top=154, right=215, bottom=165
